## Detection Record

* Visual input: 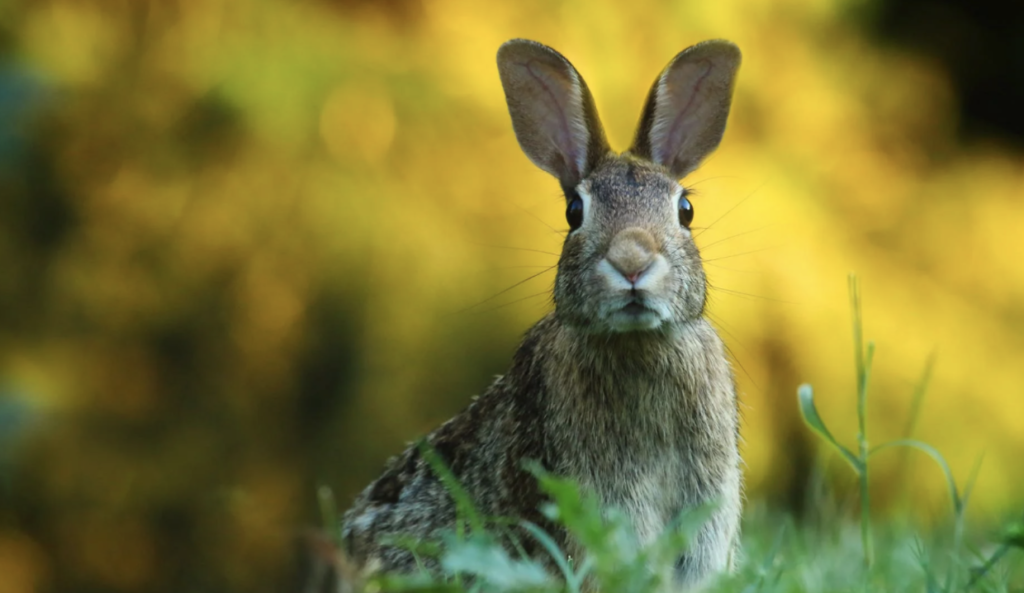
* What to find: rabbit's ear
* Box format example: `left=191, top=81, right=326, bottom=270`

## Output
left=629, top=40, right=741, bottom=179
left=497, top=39, right=609, bottom=188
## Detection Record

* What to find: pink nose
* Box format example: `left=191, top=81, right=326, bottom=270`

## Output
left=606, top=228, right=658, bottom=285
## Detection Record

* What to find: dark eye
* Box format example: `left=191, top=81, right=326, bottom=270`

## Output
left=678, top=192, right=694, bottom=228
left=566, top=195, right=584, bottom=231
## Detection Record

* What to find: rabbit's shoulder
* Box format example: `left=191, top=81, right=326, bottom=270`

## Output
left=344, top=315, right=559, bottom=519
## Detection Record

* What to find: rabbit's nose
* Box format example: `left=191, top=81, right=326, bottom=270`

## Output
left=606, top=228, right=658, bottom=284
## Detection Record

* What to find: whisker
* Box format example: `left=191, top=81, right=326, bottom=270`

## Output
left=709, top=285, right=796, bottom=305
left=693, top=180, right=768, bottom=239
left=697, top=226, right=772, bottom=251
left=723, top=340, right=761, bottom=392
left=704, top=309, right=746, bottom=348
left=704, top=263, right=759, bottom=274
left=473, top=244, right=561, bottom=258
left=686, top=175, right=745, bottom=189
left=471, top=265, right=559, bottom=274
left=452, top=265, right=558, bottom=314
left=473, top=290, right=553, bottom=315
left=509, top=200, right=567, bottom=238
left=704, top=308, right=762, bottom=392
left=703, top=245, right=781, bottom=263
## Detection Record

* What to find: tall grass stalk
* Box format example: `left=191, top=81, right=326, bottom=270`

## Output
left=799, top=274, right=969, bottom=573
left=897, top=352, right=936, bottom=507
left=318, top=484, right=340, bottom=545
left=850, top=274, right=875, bottom=568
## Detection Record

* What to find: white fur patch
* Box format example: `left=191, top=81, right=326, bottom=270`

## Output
left=573, top=181, right=594, bottom=234
left=597, top=258, right=631, bottom=290
left=566, top=68, right=590, bottom=178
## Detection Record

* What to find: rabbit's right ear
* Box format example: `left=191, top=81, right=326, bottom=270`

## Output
left=629, top=40, right=741, bottom=179
left=497, top=40, right=609, bottom=188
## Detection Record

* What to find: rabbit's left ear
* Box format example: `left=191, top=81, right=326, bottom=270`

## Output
left=497, top=39, right=610, bottom=189
left=629, top=40, right=741, bottom=179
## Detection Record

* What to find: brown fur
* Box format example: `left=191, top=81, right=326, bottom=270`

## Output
left=342, top=39, right=744, bottom=589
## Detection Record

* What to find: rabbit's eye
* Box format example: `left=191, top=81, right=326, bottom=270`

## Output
left=678, top=193, right=694, bottom=228
left=566, top=195, right=584, bottom=231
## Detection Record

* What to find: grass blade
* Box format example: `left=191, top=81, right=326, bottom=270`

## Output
left=870, top=439, right=961, bottom=514
left=418, top=440, right=486, bottom=534
left=317, top=485, right=340, bottom=545
left=903, top=351, right=937, bottom=440
left=797, top=384, right=863, bottom=474
left=440, top=534, right=553, bottom=591
left=897, top=353, right=938, bottom=509
left=966, top=542, right=1013, bottom=591
left=848, top=274, right=876, bottom=569
left=521, top=521, right=583, bottom=592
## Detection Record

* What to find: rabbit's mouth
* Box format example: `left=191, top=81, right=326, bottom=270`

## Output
left=602, top=297, right=668, bottom=332
left=621, top=301, right=650, bottom=315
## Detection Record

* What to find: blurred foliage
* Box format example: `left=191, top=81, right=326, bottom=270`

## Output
left=0, top=0, right=1022, bottom=591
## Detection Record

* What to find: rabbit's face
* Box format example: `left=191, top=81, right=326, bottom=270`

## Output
left=497, top=39, right=739, bottom=332
left=554, top=157, right=705, bottom=333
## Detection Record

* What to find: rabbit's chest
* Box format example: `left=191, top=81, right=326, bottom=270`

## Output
left=594, top=451, right=689, bottom=546
left=552, top=379, right=731, bottom=545
left=540, top=319, right=739, bottom=547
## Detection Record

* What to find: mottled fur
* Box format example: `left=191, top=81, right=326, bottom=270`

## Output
left=342, top=39, right=743, bottom=589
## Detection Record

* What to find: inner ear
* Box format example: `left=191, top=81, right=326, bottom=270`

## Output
left=629, top=40, right=741, bottom=179
left=497, top=39, right=610, bottom=187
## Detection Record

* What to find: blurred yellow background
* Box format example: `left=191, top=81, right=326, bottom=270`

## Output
left=0, top=0, right=1022, bottom=590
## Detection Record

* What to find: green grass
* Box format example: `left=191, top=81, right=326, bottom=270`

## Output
left=327, top=275, right=1024, bottom=592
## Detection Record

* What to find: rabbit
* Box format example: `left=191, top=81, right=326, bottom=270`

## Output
left=341, top=38, right=743, bottom=589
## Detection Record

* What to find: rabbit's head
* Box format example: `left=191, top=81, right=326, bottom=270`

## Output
left=497, top=39, right=740, bottom=334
